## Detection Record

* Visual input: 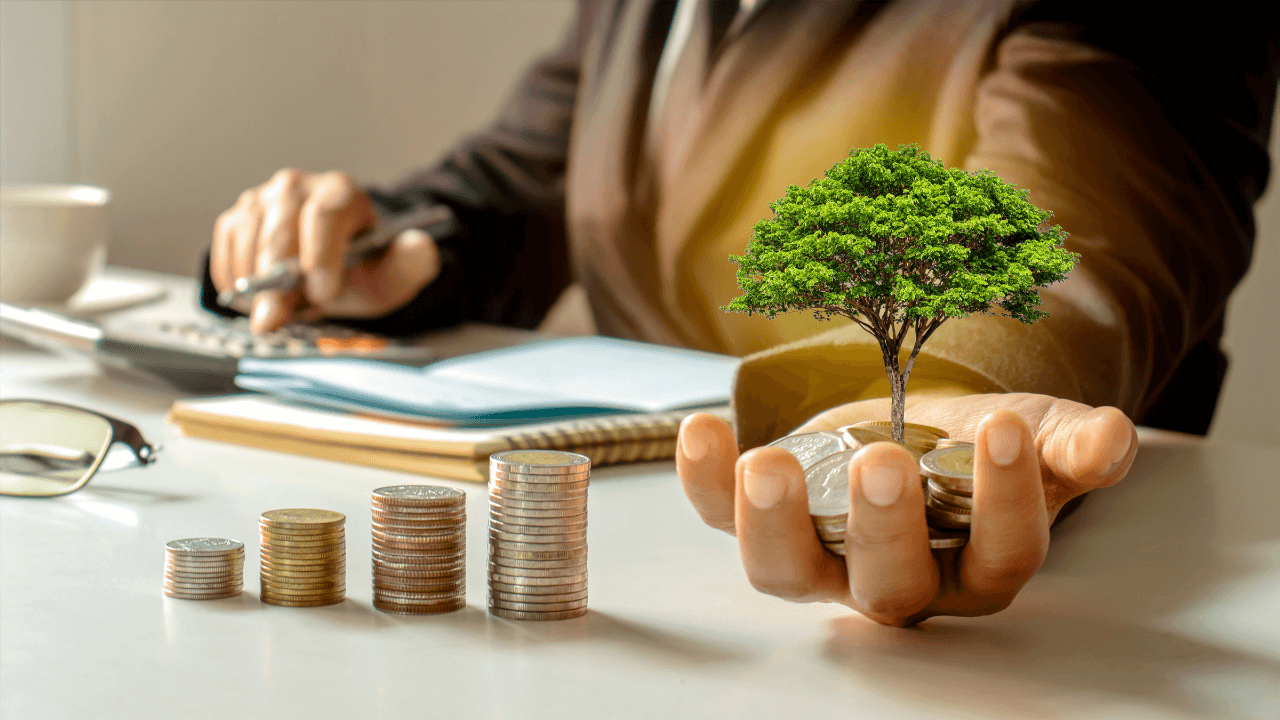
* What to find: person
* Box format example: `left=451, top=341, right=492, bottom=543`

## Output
left=202, top=0, right=1279, bottom=625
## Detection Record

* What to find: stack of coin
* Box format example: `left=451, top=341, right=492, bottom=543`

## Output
left=838, top=421, right=948, bottom=459
left=259, top=509, right=346, bottom=607
left=920, top=445, right=973, bottom=549
left=163, top=538, right=244, bottom=600
left=371, top=485, right=467, bottom=615
left=488, top=450, right=589, bottom=621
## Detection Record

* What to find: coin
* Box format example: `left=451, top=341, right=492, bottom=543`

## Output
left=934, top=438, right=973, bottom=450
left=259, top=562, right=346, bottom=575
left=489, top=487, right=588, bottom=503
left=488, top=598, right=588, bottom=612
left=803, top=450, right=856, bottom=516
left=165, top=571, right=243, bottom=583
left=924, top=500, right=971, bottom=529
left=163, top=580, right=242, bottom=591
left=261, top=595, right=345, bottom=607
left=165, top=589, right=242, bottom=600
left=839, top=427, right=928, bottom=458
left=488, top=556, right=587, bottom=571
left=490, top=588, right=588, bottom=604
left=823, top=542, right=846, bottom=555
left=256, top=535, right=346, bottom=548
left=373, top=597, right=466, bottom=615
left=372, top=485, right=465, bottom=506
left=490, top=449, right=591, bottom=474
left=370, top=505, right=468, bottom=519
left=487, top=560, right=586, bottom=576
left=374, top=575, right=466, bottom=591
left=928, top=528, right=969, bottom=549
left=488, top=571, right=587, bottom=587
left=374, top=587, right=465, bottom=602
left=489, top=529, right=588, bottom=545
left=489, top=494, right=587, bottom=511
left=260, top=584, right=347, bottom=597
left=489, top=518, right=586, bottom=535
left=768, top=431, right=848, bottom=469
left=488, top=606, right=587, bottom=621
left=371, top=518, right=465, bottom=533
left=926, top=479, right=973, bottom=508
left=259, top=549, right=347, bottom=563
left=260, top=508, right=346, bottom=529
left=167, top=560, right=245, bottom=572
left=372, top=546, right=464, bottom=562
left=166, top=538, right=245, bottom=556
left=488, top=504, right=586, bottom=520
left=371, top=529, right=465, bottom=544
left=488, top=478, right=591, bottom=494
left=490, top=546, right=586, bottom=561
left=920, top=446, right=974, bottom=492
left=490, top=580, right=586, bottom=595
left=848, top=421, right=949, bottom=439
left=373, top=564, right=466, bottom=579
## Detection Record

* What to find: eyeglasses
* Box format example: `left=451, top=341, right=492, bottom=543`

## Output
left=0, top=399, right=156, bottom=497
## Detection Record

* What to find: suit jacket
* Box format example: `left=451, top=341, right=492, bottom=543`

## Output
left=204, top=0, right=1278, bottom=447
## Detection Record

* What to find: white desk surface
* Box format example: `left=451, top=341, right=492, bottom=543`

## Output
left=2, top=270, right=1277, bottom=720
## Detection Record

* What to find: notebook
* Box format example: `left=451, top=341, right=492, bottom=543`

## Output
left=168, top=395, right=732, bottom=482
left=235, top=336, right=741, bottom=425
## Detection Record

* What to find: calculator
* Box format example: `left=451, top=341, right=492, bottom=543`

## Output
left=0, top=303, right=435, bottom=393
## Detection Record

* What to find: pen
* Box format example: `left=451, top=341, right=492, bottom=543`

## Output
left=216, top=204, right=456, bottom=307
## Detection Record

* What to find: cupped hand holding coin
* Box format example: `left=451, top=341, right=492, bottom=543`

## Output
left=674, top=391, right=1138, bottom=626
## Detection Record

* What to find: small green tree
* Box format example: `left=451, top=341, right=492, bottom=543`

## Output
left=724, top=144, right=1078, bottom=443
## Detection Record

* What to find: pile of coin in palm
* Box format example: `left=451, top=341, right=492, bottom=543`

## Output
left=487, top=450, right=589, bottom=621
left=163, top=538, right=245, bottom=600
left=259, top=508, right=347, bottom=607
left=769, top=421, right=973, bottom=554
left=371, top=485, right=467, bottom=615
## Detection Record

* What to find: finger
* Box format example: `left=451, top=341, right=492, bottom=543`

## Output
left=844, top=441, right=937, bottom=625
left=229, top=190, right=264, bottom=286
left=735, top=447, right=849, bottom=603
left=960, top=409, right=1050, bottom=600
left=298, top=172, right=375, bottom=307
left=324, top=228, right=442, bottom=318
left=676, top=413, right=739, bottom=534
left=249, top=289, right=301, bottom=334
left=248, top=170, right=308, bottom=332
left=1040, top=403, right=1137, bottom=493
left=210, top=208, right=236, bottom=293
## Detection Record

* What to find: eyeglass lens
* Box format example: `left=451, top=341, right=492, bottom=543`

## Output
left=0, top=401, right=113, bottom=497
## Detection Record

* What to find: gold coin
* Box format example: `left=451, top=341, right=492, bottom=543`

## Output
left=849, top=421, right=949, bottom=439
left=260, top=508, right=346, bottom=529
left=261, top=595, right=345, bottom=607
left=928, top=527, right=969, bottom=549
left=260, top=583, right=346, bottom=597
left=934, top=438, right=973, bottom=450
left=920, top=446, right=974, bottom=489
left=258, top=535, right=346, bottom=548
left=927, top=479, right=973, bottom=508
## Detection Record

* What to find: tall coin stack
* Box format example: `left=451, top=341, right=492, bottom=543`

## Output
left=259, top=509, right=346, bottom=607
left=371, top=485, right=467, bottom=615
left=163, top=538, right=244, bottom=600
left=920, top=445, right=974, bottom=549
left=488, top=450, right=589, bottom=621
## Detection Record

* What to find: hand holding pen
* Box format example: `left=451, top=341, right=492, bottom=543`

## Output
left=210, top=170, right=454, bottom=334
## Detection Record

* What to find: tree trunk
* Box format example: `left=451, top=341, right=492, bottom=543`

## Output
left=888, top=368, right=906, bottom=443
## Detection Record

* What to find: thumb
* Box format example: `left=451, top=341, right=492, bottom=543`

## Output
left=324, top=228, right=442, bottom=317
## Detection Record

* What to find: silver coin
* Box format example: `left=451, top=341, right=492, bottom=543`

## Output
left=372, top=485, right=465, bottom=506
left=375, top=587, right=466, bottom=602
left=926, top=479, right=973, bottom=508
left=929, top=528, right=969, bottom=549
left=489, top=538, right=587, bottom=553
left=488, top=597, right=589, bottom=612
left=489, top=504, right=587, bottom=520
left=371, top=522, right=467, bottom=538
left=489, top=516, right=586, bottom=533
left=768, top=431, right=848, bottom=469
left=164, top=589, right=243, bottom=600
left=374, top=559, right=467, bottom=574
left=489, top=478, right=590, bottom=494
left=489, top=579, right=586, bottom=595
left=371, top=505, right=467, bottom=518
left=803, top=449, right=857, bottom=516
left=488, top=606, right=587, bottom=621
left=371, top=549, right=465, bottom=565
left=489, top=449, right=591, bottom=475
left=489, top=494, right=587, bottom=511
left=490, top=588, right=588, bottom=604
left=924, top=503, right=971, bottom=529
left=165, top=538, right=245, bottom=556
left=374, top=597, right=467, bottom=615
left=489, top=529, right=587, bottom=545
left=490, top=468, right=592, bottom=483
left=374, top=577, right=466, bottom=593
left=487, top=560, right=587, bottom=576
left=488, top=487, right=588, bottom=503
left=489, top=571, right=587, bottom=586
left=165, top=569, right=244, bottom=581
left=822, top=541, right=845, bottom=556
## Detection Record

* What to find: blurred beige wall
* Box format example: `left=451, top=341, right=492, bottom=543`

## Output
left=3, top=0, right=576, bottom=272
left=1, top=0, right=1275, bottom=443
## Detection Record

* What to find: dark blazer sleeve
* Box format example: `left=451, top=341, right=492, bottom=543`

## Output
left=201, top=1, right=598, bottom=336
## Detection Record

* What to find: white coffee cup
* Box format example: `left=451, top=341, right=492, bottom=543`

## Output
left=0, top=183, right=110, bottom=304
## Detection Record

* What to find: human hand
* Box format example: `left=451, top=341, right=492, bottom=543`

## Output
left=676, top=392, right=1138, bottom=626
left=210, top=169, right=442, bottom=333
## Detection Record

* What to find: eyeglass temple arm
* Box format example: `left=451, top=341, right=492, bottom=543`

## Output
left=104, top=417, right=156, bottom=465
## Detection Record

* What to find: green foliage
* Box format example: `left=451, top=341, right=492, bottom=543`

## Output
left=723, top=144, right=1078, bottom=329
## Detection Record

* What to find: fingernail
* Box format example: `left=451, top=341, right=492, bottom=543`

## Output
left=743, top=468, right=788, bottom=510
left=250, top=298, right=271, bottom=330
left=986, top=422, right=1022, bottom=466
left=681, top=426, right=712, bottom=462
left=860, top=463, right=905, bottom=507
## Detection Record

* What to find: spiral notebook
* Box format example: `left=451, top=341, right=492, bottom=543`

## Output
left=168, top=395, right=732, bottom=482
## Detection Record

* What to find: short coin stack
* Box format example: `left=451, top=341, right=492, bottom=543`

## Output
left=371, top=485, right=467, bottom=615
left=163, top=538, right=244, bottom=600
left=488, top=450, right=589, bottom=621
left=920, top=445, right=974, bottom=548
left=779, top=422, right=968, bottom=553
left=259, top=509, right=346, bottom=607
